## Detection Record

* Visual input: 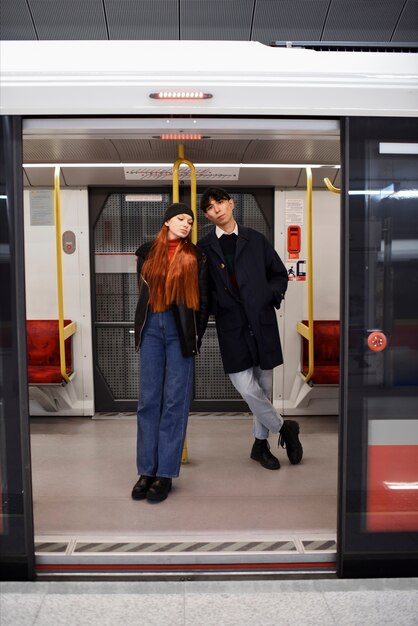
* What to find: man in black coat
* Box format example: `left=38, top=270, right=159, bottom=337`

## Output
left=198, top=187, right=303, bottom=470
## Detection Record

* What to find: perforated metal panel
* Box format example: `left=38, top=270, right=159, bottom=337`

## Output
left=95, top=274, right=124, bottom=322
left=245, top=139, right=340, bottom=165
left=392, top=0, right=418, bottom=42
left=29, top=0, right=108, bottom=40
left=23, top=138, right=120, bottom=163
left=323, top=0, right=405, bottom=41
left=194, top=324, right=241, bottom=399
left=181, top=0, right=254, bottom=40
left=0, top=0, right=37, bottom=40
left=121, top=194, right=166, bottom=248
left=196, top=192, right=270, bottom=239
left=252, top=0, right=328, bottom=44
left=105, top=0, right=179, bottom=40
left=95, top=194, right=122, bottom=253
left=97, top=327, right=139, bottom=399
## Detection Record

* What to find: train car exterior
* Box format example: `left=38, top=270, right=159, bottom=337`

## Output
left=1, top=41, right=417, bottom=579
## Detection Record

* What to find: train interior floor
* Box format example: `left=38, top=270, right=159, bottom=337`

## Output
left=29, top=414, right=338, bottom=566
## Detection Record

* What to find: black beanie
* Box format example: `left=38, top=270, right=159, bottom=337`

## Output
left=163, top=203, right=194, bottom=223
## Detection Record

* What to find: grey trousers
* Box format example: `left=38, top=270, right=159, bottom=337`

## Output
left=229, top=366, right=283, bottom=440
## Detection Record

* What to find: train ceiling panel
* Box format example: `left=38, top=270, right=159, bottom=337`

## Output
left=22, top=137, right=340, bottom=166
left=21, top=119, right=341, bottom=188
left=1, top=0, right=415, bottom=42
left=110, top=139, right=251, bottom=163
left=23, top=138, right=121, bottom=163
left=244, top=139, right=340, bottom=165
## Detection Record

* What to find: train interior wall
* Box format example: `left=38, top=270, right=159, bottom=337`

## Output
left=24, top=187, right=340, bottom=417
left=24, top=181, right=340, bottom=571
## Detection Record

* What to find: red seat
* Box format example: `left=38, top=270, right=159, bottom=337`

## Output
left=302, top=320, right=340, bottom=384
left=27, top=320, right=73, bottom=384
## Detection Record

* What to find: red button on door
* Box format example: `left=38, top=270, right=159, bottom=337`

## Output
left=367, top=332, right=387, bottom=352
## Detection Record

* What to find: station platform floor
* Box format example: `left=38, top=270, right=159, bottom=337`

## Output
left=2, top=578, right=418, bottom=625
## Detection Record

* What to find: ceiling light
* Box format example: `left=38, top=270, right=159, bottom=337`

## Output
left=149, top=91, right=213, bottom=100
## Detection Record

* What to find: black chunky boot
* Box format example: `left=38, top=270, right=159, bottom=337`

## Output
left=250, top=438, right=280, bottom=470
left=146, top=477, right=172, bottom=502
left=279, top=420, right=303, bottom=464
left=131, top=475, right=155, bottom=500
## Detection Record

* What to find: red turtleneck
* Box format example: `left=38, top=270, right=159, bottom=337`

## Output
left=168, top=238, right=180, bottom=263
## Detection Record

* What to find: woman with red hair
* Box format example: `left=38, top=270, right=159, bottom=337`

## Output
left=132, top=203, right=209, bottom=503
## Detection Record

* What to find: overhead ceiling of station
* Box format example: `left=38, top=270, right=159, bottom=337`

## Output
left=1, top=0, right=416, bottom=43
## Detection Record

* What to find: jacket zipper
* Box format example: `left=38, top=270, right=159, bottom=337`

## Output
left=193, top=311, right=198, bottom=353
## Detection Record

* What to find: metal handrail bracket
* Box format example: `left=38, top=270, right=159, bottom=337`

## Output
left=324, top=177, right=341, bottom=194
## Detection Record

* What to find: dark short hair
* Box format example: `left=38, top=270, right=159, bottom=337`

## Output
left=200, top=187, right=231, bottom=212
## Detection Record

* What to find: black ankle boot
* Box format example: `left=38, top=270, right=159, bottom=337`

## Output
left=250, top=438, right=280, bottom=470
left=131, top=475, right=155, bottom=500
left=146, top=477, right=172, bottom=502
left=279, top=420, right=303, bottom=464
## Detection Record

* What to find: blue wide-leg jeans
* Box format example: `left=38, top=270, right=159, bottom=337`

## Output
left=136, top=310, right=194, bottom=478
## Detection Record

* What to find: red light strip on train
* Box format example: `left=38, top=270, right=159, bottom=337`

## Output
left=37, top=561, right=336, bottom=572
left=149, top=91, right=213, bottom=100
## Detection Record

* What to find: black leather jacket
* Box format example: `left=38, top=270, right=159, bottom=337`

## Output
left=134, top=241, right=210, bottom=357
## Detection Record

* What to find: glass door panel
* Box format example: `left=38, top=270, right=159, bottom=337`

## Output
left=339, top=117, right=418, bottom=577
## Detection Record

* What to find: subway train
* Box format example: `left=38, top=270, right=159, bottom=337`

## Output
left=1, top=40, right=417, bottom=580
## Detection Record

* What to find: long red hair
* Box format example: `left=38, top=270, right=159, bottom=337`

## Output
left=142, top=226, right=199, bottom=311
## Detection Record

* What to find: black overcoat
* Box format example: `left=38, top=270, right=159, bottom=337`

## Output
left=198, top=226, right=288, bottom=373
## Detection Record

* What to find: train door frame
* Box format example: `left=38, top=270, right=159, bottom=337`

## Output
left=2, top=112, right=418, bottom=579
left=0, top=116, right=35, bottom=580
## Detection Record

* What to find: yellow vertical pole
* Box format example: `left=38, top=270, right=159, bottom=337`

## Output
left=305, top=167, right=314, bottom=382
left=54, top=166, right=70, bottom=382
left=172, top=144, right=198, bottom=463
left=172, top=144, right=197, bottom=243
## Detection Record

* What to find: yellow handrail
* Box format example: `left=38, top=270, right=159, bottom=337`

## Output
left=172, top=144, right=197, bottom=244
left=324, top=177, right=341, bottom=194
left=53, top=166, right=76, bottom=383
left=172, top=144, right=198, bottom=463
left=297, top=167, right=314, bottom=383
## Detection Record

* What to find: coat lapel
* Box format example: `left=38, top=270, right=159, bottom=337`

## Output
left=207, top=229, right=241, bottom=300
left=235, top=226, right=249, bottom=260
left=208, top=229, right=225, bottom=261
